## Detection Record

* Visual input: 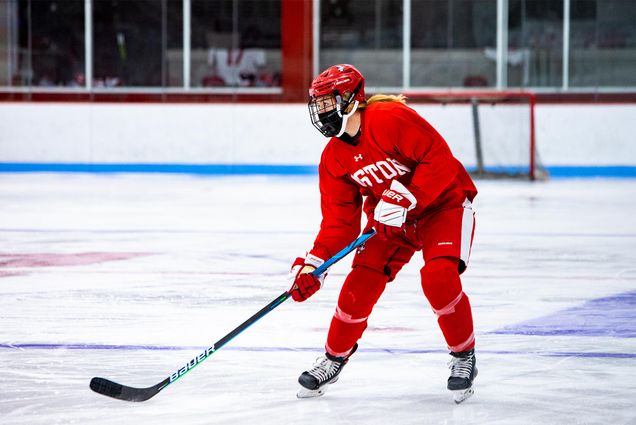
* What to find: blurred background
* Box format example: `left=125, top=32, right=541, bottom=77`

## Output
left=0, top=0, right=635, bottom=177
left=2, top=0, right=636, bottom=91
left=0, top=0, right=636, bottom=93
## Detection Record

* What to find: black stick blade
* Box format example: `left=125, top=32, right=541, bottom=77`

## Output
left=90, top=377, right=165, bottom=402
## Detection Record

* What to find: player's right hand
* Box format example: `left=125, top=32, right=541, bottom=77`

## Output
left=288, top=256, right=325, bottom=302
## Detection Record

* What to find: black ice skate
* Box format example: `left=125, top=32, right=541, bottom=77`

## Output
left=296, top=344, right=358, bottom=398
left=447, top=348, right=478, bottom=404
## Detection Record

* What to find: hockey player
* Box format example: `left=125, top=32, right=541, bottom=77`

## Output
left=289, top=64, right=478, bottom=403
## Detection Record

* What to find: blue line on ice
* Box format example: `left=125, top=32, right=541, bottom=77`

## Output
left=0, top=343, right=634, bottom=358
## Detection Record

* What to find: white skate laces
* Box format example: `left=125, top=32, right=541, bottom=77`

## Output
left=307, top=356, right=342, bottom=385
left=448, top=355, right=474, bottom=380
left=297, top=344, right=358, bottom=398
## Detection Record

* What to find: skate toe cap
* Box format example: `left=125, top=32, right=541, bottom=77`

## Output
left=447, top=377, right=472, bottom=391
left=299, top=372, right=320, bottom=390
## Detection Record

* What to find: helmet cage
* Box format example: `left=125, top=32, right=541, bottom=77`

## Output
left=308, top=81, right=362, bottom=138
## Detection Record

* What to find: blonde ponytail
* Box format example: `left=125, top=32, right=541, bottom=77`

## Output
left=359, top=94, right=407, bottom=109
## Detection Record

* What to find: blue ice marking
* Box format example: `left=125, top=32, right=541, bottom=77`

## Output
left=1, top=344, right=634, bottom=358
left=492, top=291, right=636, bottom=338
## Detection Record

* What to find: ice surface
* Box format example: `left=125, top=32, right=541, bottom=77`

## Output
left=0, top=173, right=635, bottom=425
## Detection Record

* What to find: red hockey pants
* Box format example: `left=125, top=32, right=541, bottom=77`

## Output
left=325, top=200, right=476, bottom=356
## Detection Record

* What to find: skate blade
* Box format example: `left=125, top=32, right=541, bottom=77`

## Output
left=296, top=387, right=326, bottom=399
left=452, top=387, right=474, bottom=404
left=296, top=376, right=338, bottom=399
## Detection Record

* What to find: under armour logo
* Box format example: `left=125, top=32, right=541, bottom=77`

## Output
left=354, top=154, right=363, bottom=162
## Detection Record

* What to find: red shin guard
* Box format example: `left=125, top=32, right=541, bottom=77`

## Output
left=421, top=257, right=475, bottom=352
left=325, top=266, right=388, bottom=356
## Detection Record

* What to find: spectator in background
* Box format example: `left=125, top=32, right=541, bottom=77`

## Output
left=205, top=27, right=266, bottom=87
left=206, top=48, right=265, bottom=87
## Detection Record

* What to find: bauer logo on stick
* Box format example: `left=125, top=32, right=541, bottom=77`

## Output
left=170, top=346, right=216, bottom=382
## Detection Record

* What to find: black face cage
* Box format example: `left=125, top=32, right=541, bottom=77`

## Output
left=308, top=81, right=362, bottom=137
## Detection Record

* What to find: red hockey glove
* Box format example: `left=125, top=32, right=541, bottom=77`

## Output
left=373, top=180, right=417, bottom=239
left=288, top=255, right=326, bottom=302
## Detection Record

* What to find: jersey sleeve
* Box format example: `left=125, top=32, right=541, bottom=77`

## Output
left=309, top=149, right=363, bottom=261
left=372, top=104, right=460, bottom=210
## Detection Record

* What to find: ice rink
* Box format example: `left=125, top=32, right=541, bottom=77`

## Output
left=0, top=173, right=634, bottom=425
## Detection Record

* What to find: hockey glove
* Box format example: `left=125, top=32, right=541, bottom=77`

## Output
left=373, top=180, right=417, bottom=239
left=289, top=254, right=326, bottom=302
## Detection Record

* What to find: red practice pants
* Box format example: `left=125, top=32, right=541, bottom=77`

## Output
left=325, top=200, right=476, bottom=357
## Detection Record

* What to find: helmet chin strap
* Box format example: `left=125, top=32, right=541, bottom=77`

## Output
left=335, top=100, right=359, bottom=138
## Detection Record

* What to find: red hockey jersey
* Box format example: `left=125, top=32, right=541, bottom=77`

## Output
left=310, top=100, right=478, bottom=262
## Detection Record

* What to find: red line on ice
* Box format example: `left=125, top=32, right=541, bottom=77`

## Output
left=0, top=252, right=150, bottom=268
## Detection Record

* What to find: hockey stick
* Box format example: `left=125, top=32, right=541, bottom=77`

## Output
left=89, top=228, right=375, bottom=402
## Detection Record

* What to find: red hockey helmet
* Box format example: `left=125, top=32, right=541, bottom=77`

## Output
left=308, top=64, right=366, bottom=138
